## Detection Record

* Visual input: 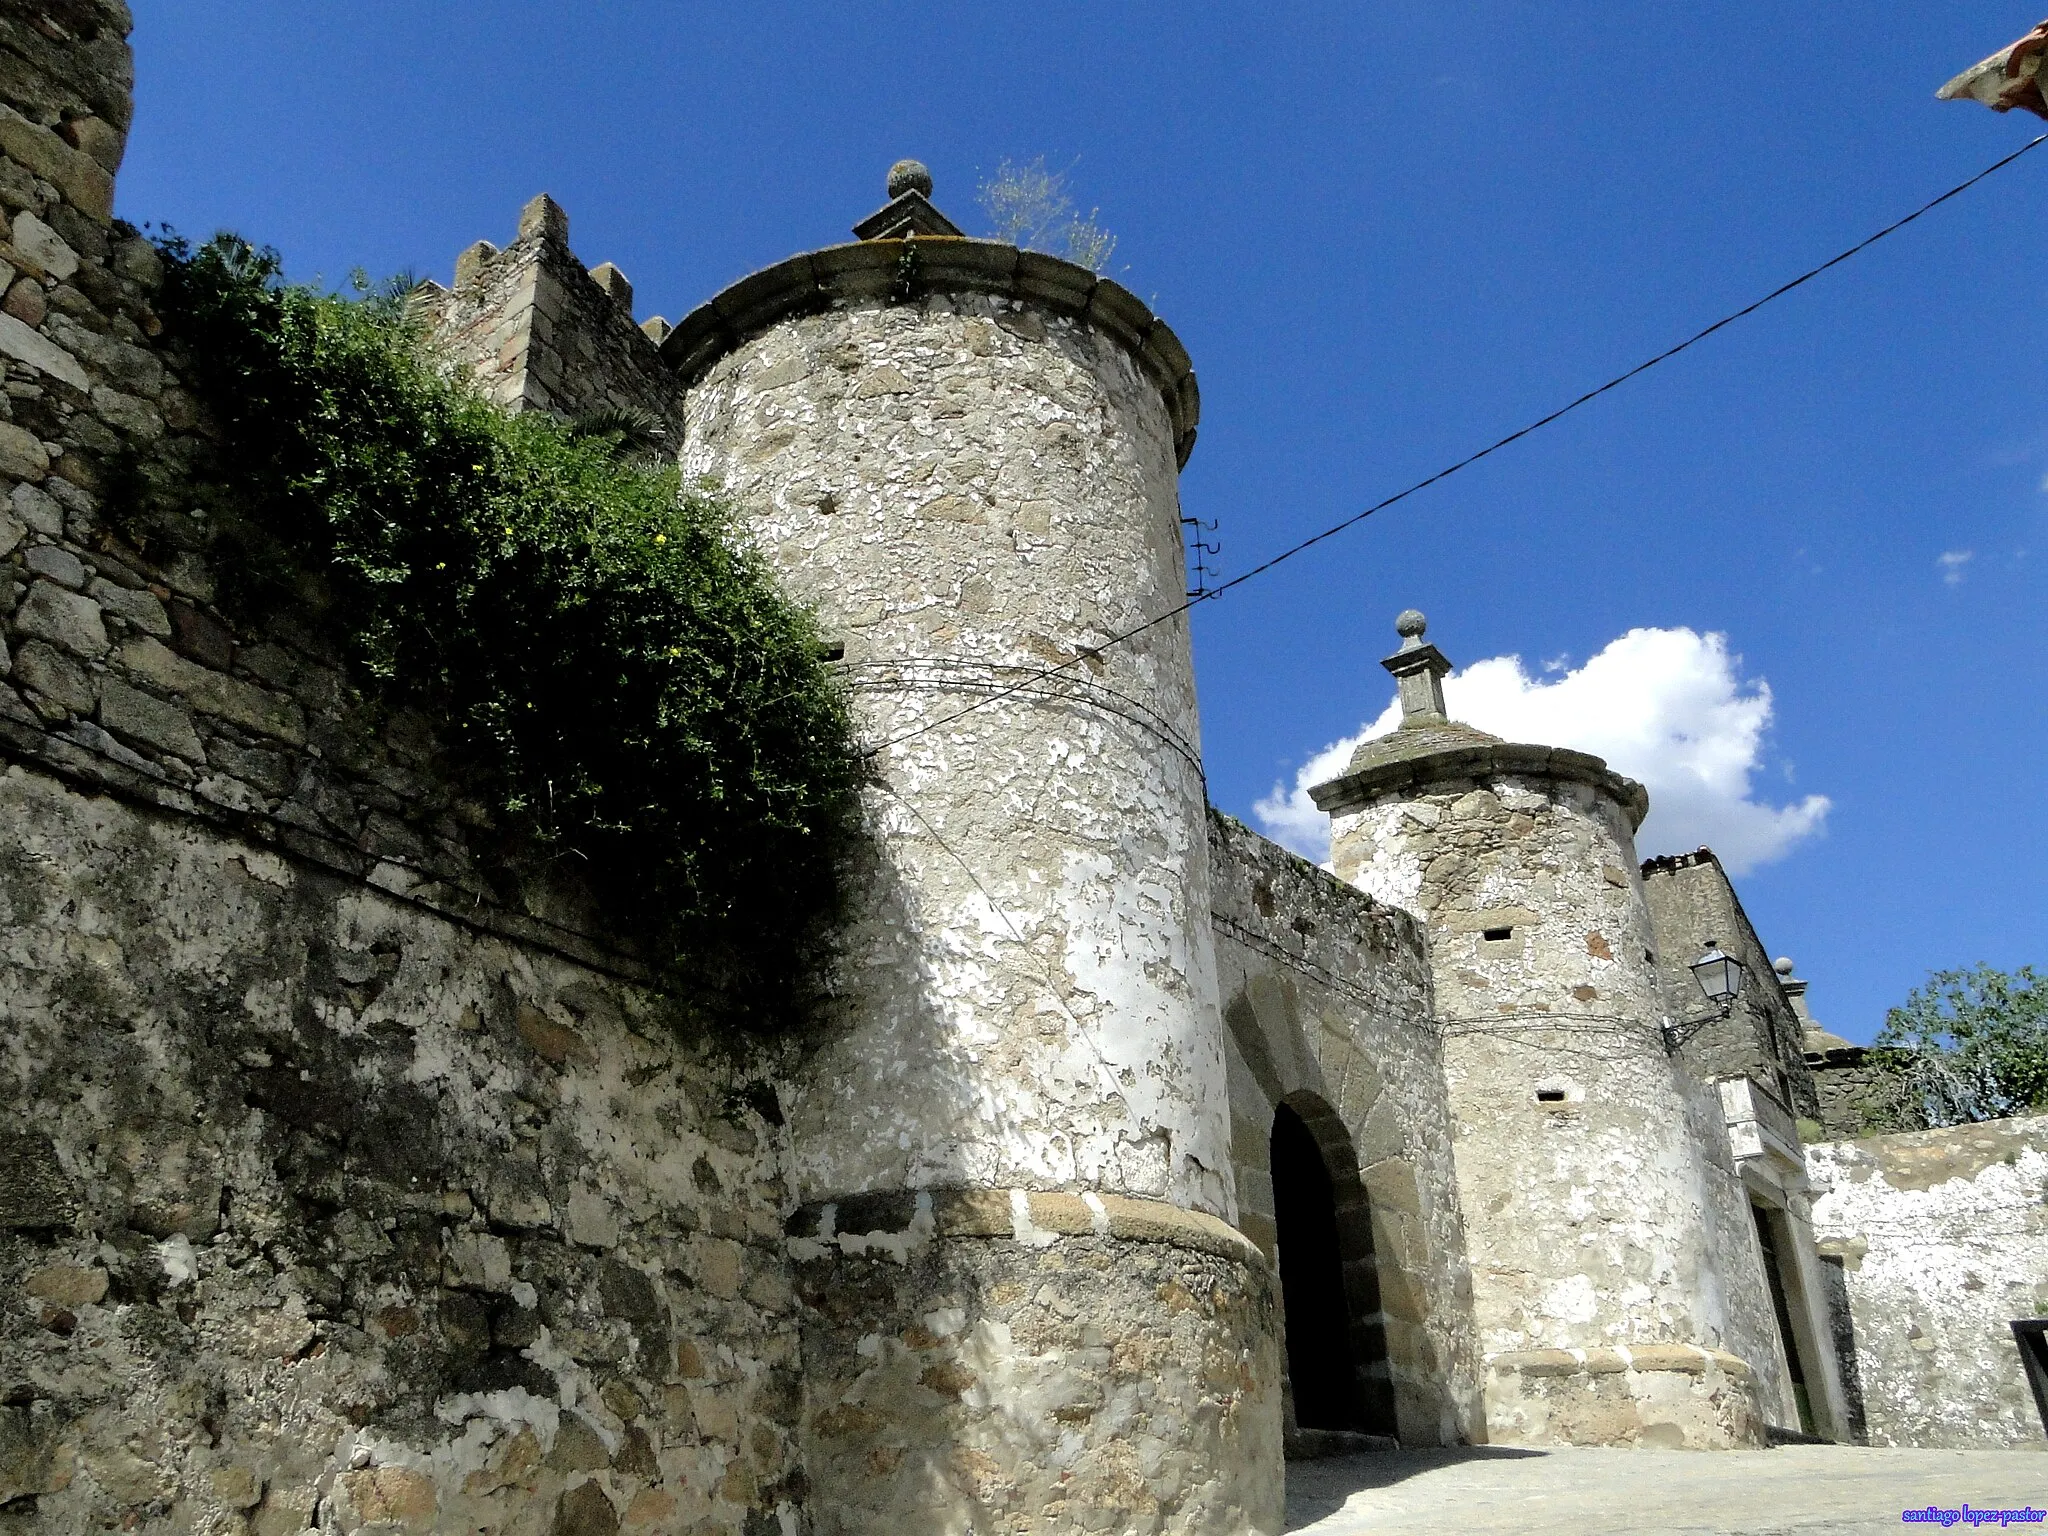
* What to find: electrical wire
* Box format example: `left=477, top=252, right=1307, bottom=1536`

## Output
left=843, top=657, right=1205, bottom=771
left=868, top=132, right=2048, bottom=759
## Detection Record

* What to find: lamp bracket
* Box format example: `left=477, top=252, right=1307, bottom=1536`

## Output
left=1662, top=999, right=1734, bottom=1052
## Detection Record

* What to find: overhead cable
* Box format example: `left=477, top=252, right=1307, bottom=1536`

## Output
left=867, top=132, right=2048, bottom=758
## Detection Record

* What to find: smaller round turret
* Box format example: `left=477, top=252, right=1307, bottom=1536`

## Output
left=1310, top=613, right=1768, bottom=1450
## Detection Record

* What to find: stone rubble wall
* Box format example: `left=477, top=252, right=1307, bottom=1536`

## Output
left=2, top=768, right=807, bottom=1536
left=0, top=11, right=624, bottom=978
left=417, top=197, right=683, bottom=434
left=1807, top=1045, right=1926, bottom=1141
left=1807, top=1115, right=2048, bottom=1448
left=676, top=266, right=1263, bottom=1527
left=0, top=11, right=810, bottom=1535
left=1206, top=811, right=1482, bottom=1449
left=784, top=1190, right=1281, bottom=1536
left=1331, top=776, right=1728, bottom=1353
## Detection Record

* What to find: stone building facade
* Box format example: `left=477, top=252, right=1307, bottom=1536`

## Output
left=0, top=10, right=2038, bottom=1536
left=1640, top=851, right=1820, bottom=1128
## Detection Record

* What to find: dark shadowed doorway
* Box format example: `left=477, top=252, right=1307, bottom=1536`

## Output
left=1271, top=1099, right=1397, bottom=1436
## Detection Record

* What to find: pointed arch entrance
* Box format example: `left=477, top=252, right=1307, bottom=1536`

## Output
left=1270, top=1095, right=1398, bottom=1437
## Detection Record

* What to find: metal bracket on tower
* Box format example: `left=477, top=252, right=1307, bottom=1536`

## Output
left=1183, top=516, right=1220, bottom=598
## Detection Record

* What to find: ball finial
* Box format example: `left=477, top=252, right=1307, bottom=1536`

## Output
left=887, top=159, right=934, bottom=200
left=1773, top=957, right=1795, bottom=977
left=1394, top=609, right=1428, bottom=640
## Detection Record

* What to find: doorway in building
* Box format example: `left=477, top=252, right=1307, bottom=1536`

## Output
left=1270, top=1100, right=1397, bottom=1436
left=1752, top=1201, right=1817, bottom=1435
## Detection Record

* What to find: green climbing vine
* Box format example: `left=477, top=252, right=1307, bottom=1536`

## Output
left=139, top=233, right=863, bottom=1023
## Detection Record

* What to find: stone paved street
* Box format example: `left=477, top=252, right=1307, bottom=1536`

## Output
left=1286, top=1445, right=2048, bottom=1534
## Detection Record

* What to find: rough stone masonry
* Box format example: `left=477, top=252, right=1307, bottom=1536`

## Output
left=0, top=7, right=806, bottom=1535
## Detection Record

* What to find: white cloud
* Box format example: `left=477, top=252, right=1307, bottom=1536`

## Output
left=1249, top=731, right=1370, bottom=864
left=1938, top=549, right=1973, bottom=586
left=1251, top=627, right=1829, bottom=876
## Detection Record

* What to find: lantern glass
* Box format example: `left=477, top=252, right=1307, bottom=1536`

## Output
left=1689, top=944, right=1744, bottom=1004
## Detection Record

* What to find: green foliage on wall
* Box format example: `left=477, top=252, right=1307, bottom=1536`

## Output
left=976, top=156, right=1117, bottom=273
left=1877, top=963, right=2048, bottom=1127
left=146, top=234, right=864, bottom=1021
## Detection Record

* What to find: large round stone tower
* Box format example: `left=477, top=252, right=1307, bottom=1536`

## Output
left=668, top=167, right=1279, bottom=1531
left=1311, top=613, right=1767, bottom=1449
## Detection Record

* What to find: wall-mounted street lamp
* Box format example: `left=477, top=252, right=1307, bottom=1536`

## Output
left=1688, top=942, right=1746, bottom=1007
left=1665, top=940, right=1747, bottom=1051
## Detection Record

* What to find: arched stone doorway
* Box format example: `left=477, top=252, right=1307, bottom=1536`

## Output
left=1271, top=1096, right=1398, bottom=1438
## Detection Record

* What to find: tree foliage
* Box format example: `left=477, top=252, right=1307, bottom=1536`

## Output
left=1875, top=963, right=2048, bottom=1126
left=141, top=234, right=865, bottom=1024
left=976, top=156, right=1118, bottom=273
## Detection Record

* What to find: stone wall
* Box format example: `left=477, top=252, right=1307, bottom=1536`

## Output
left=669, top=223, right=1277, bottom=1526
left=1, top=769, right=806, bottom=1536
left=417, top=196, right=683, bottom=434
left=0, top=10, right=615, bottom=978
left=1807, top=1042, right=1926, bottom=1141
left=1207, top=811, right=1481, bottom=1450
left=1807, top=1115, right=2048, bottom=1448
left=678, top=276, right=1226, bottom=1219
left=0, top=11, right=809, bottom=1534
left=0, top=5, right=1286, bottom=1522
left=783, top=1190, right=1280, bottom=1536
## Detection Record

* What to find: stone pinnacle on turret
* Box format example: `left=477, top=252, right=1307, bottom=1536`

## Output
left=886, top=158, right=933, bottom=199
left=852, top=157, right=963, bottom=240
left=1382, top=609, right=1452, bottom=723
left=1774, top=955, right=1820, bottom=1031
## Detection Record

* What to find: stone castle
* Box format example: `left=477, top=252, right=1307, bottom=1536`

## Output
left=1, top=7, right=2041, bottom=1533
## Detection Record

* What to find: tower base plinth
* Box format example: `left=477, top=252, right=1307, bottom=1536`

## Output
left=1483, top=1347, right=1766, bottom=1449
left=788, top=1190, right=1283, bottom=1535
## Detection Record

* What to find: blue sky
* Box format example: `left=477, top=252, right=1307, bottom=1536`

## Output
left=121, top=4, right=2046, bottom=1043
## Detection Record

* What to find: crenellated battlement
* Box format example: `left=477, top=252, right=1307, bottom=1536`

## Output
left=415, top=191, right=683, bottom=433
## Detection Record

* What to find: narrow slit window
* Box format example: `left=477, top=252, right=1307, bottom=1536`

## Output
left=1535, top=1088, right=1566, bottom=1103
left=1483, top=927, right=1513, bottom=941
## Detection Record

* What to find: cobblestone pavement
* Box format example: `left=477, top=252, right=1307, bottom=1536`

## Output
left=1286, top=1445, right=2048, bottom=1534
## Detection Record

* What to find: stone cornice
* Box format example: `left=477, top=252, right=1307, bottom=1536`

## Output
left=659, top=238, right=1201, bottom=467
left=784, top=1187, right=1264, bottom=1269
left=1309, top=740, right=1651, bottom=830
